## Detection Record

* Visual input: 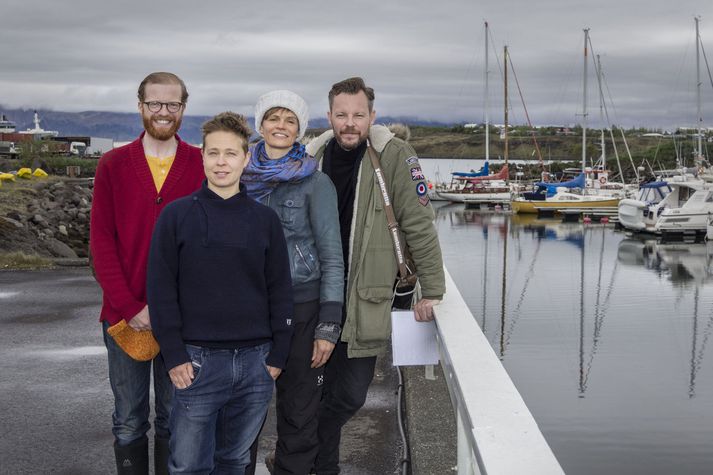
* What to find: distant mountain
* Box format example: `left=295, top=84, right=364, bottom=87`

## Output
left=0, top=106, right=454, bottom=144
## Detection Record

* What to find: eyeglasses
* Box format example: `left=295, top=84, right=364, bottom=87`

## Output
left=142, top=101, right=183, bottom=113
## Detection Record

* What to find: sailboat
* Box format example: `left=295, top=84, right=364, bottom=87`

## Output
left=512, top=29, right=622, bottom=214
left=436, top=163, right=511, bottom=203
left=511, top=186, right=620, bottom=214
left=437, top=22, right=514, bottom=205
left=451, top=162, right=490, bottom=179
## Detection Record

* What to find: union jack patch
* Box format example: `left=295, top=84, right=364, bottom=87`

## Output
left=410, top=167, right=425, bottom=181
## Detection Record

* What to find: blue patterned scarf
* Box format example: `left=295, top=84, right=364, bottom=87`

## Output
left=242, top=141, right=319, bottom=202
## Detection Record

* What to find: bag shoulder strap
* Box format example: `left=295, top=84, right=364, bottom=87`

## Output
left=366, top=143, right=412, bottom=281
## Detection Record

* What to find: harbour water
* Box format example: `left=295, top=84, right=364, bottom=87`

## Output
left=434, top=203, right=713, bottom=475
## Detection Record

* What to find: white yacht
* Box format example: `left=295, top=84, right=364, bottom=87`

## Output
left=654, top=185, right=713, bottom=239
left=617, top=176, right=705, bottom=233
left=637, top=18, right=712, bottom=241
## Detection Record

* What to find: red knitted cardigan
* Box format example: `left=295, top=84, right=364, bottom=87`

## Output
left=90, top=132, right=204, bottom=325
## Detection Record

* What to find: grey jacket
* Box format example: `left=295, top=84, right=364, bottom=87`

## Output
left=263, top=170, right=344, bottom=324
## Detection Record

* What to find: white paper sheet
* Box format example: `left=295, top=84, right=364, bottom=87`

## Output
left=391, top=310, right=439, bottom=366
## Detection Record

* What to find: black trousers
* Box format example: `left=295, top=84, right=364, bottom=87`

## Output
left=314, top=339, right=377, bottom=475
left=272, top=299, right=326, bottom=475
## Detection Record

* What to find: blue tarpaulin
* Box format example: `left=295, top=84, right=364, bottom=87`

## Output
left=534, top=173, right=586, bottom=197
left=452, top=161, right=489, bottom=178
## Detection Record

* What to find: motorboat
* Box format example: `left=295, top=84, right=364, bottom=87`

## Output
left=648, top=18, right=712, bottom=241
left=654, top=185, right=713, bottom=240
left=617, top=177, right=704, bottom=233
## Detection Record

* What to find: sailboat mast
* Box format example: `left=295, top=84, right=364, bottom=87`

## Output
left=696, top=16, right=703, bottom=160
left=582, top=29, right=589, bottom=174
left=485, top=21, right=490, bottom=162
left=596, top=54, right=606, bottom=169
left=504, top=45, right=509, bottom=178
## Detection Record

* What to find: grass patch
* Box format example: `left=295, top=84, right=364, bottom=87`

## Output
left=22, top=156, right=98, bottom=176
left=0, top=179, right=41, bottom=217
left=0, top=252, right=53, bottom=270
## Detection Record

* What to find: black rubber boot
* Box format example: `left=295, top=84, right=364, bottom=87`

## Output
left=154, top=436, right=170, bottom=475
left=113, top=437, right=149, bottom=475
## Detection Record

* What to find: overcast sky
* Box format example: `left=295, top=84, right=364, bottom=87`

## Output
left=1, top=0, right=712, bottom=130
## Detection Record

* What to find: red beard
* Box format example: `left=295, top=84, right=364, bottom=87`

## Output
left=142, top=114, right=182, bottom=141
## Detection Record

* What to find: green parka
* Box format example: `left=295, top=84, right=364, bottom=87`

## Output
left=307, top=125, right=445, bottom=357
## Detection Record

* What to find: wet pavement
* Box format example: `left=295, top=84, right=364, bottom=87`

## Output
left=0, top=268, right=404, bottom=474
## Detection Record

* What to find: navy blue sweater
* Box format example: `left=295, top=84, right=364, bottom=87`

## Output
left=147, top=182, right=294, bottom=371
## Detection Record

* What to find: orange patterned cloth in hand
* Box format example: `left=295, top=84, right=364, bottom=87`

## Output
left=107, top=320, right=160, bottom=361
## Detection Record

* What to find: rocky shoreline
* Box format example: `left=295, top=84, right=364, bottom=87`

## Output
left=0, top=178, right=92, bottom=263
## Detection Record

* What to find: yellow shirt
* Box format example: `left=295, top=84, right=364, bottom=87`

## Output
left=145, top=154, right=176, bottom=192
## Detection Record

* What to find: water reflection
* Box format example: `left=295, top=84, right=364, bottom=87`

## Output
left=617, top=239, right=713, bottom=398
left=618, top=238, right=713, bottom=285
left=434, top=203, right=713, bottom=475
left=513, top=214, right=610, bottom=397
left=438, top=206, right=613, bottom=396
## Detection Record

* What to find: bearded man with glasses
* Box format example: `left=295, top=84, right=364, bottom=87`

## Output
left=90, top=72, right=204, bottom=475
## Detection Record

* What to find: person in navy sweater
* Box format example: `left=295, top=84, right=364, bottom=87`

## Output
left=147, top=111, right=294, bottom=474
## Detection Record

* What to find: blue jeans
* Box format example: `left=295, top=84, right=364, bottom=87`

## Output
left=170, top=343, right=275, bottom=475
left=102, top=321, right=173, bottom=446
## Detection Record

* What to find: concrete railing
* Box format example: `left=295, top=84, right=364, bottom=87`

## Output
left=435, top=268, right=565, bottom=475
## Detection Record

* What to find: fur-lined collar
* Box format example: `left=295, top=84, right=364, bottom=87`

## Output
left=306, top=124, right=395, bottom=156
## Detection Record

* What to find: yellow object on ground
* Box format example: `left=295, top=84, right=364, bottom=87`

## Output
left=17, top=168, right=33, bottom=179
left=32, top=168, right=48, bottom=178
left=0, top=173, right=15, bottom=182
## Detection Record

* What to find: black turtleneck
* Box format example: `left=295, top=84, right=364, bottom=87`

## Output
left=322, top=139, right=368, bottom=268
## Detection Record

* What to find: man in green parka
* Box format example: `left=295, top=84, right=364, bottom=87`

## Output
left=306, top=77, right=445, bottom=474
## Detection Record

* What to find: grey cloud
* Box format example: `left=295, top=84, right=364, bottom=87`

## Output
left=1, top=0, right=712, bottom=129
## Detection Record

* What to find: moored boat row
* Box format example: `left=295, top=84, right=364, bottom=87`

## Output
left=436, top=19, right=711, bottom=241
